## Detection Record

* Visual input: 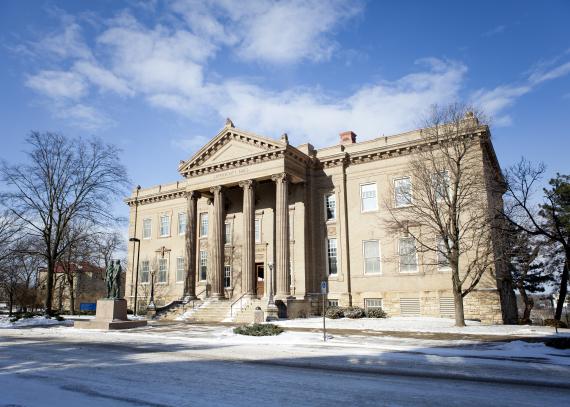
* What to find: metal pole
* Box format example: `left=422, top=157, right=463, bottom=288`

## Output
left=130, top=185, right=141, bottom=314
left=134, top=240, right=141, bottom=315
left=323, top=293, right=327, bottom=342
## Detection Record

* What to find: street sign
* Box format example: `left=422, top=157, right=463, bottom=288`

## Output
left=320, top=281, right=327, bottom=294
left=80, top=303, right=96, bottom=311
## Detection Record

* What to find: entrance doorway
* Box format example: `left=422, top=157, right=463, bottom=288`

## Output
left=256, top=263, right=264, bottom=297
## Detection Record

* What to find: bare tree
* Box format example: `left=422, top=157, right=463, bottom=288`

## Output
left=385, top=103, right=511, bottom=326
left=502, top=161, right=569, bottom=320
left=0, top=132, right=129, bottom=315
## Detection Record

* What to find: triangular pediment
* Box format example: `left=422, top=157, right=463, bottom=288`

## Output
left=179, top=127, right=286, bottom=175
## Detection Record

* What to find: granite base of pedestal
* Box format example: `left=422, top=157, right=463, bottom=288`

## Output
left=74, top=299, right=147, bottom=330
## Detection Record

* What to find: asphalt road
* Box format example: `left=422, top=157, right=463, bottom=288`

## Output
left=1, top=328, right=569, bottom=407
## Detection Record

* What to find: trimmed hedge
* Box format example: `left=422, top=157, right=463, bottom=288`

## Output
left=325, top=306, right=344, bottom=319
left=344, top=307, right=366, bottom=319
left=366, top=308, right=387, bottom=318
left=233, top=323, right=284, bottom=336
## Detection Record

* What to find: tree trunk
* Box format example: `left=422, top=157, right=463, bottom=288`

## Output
left=8, top=291, right=14, bottom=317
left=45, top=261, right=54, bottom=315
left=69, top=276, right=75, bottom=315
left=554, top=259, right=569, bottom=321
left=451, top=264, right=465, bottom=326
left=517, top=282, right=532, bottom=323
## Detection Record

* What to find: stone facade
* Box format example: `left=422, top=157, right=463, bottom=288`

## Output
left=125, top=119, right=515, bottom=324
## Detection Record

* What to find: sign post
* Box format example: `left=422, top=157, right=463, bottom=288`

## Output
left=320, top=281, right=327, bottom=342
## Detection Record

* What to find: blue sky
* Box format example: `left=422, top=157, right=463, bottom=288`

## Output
left=1, top=0, right=569, bottom=218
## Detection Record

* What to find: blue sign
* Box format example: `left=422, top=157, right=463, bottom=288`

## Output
left=320, top=281, right=327, bottom=294
left=80, top=303, right=96, bottom=311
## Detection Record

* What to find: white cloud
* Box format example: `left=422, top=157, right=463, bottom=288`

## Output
left=73, top=61, right=133, bottom=96
left=171, top=135, right=212, bottom=153
left=25, top=70, right=87, bottom=100
left=471, top=58, right=570, bottom=126
left=55, top=103, right=114, bottom=131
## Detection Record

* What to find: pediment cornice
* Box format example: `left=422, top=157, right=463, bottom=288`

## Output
left=178, top=126, right=310, bottom=178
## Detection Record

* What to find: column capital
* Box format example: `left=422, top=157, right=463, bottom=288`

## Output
left=210, top=185, right=223, bottom=194
left=186, top=190, right=201, bottom=200
left=271, top=173, right=289, bottom=183
left=238, top=179, right=255, bottom=190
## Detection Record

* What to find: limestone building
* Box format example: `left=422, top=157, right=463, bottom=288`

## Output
left=125, top=118, right=514, bottom=324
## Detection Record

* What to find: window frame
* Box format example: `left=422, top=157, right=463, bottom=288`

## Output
left=224, top=265, right=231, bottom=289
left=178, top=212, right=187, bottom=236
left=140, top=260, right=150, bottom=284
left=326, top=238, right=338, bottom=276
left=254, top=218, right=261, bottom=243
left=199, top=250, right=208, bottom=281
left=394, top=176, right=413, bottom=208
left=224, top=222, right=232, bottom=245
left=157, top=257, right=168, bottom=283
left=175, top=256, right=185, bottom=283
left=363, top=239, right=382, bottom=275
left=364, top=298, right=383, bottom=310
left=324, top=193, right=337, bottom=221
left=398, top=236, right=418, bottom=273
left=360, top=183, right=378, bottom=213
left=437, top=236, right=452, bottom=271
left=159, top=214, right=170, bottom=238
left=142, top=218, right=152, bottom=240
left=432, top=170, right=450, bottom=202
left=199, top=213, right=209, bottom=237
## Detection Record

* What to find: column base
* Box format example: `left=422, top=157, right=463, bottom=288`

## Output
left=210, top=293, right=226, bottom=300
left=183, top=295, right=197, bottom=303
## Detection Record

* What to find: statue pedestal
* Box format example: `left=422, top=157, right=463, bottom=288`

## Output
left=75, top=299, right=147, bottom=330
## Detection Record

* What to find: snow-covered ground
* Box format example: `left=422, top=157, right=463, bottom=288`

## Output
left=0, top=314, right=73, bottom=328
left=1, top=321, right=569, bottom=406
left=275, top=316, right=570, bottom=336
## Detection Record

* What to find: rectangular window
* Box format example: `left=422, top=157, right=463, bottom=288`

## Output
left=364, top=298, right=383, bottom=310
left=158, top=258, right=168, bottom=283
left=437, top=236, right=451, bottom=270
left=327, top=238, right=338, bottom=275
left=160, top=214, right=170, bottom=237
left=328, top=299, right=339, bottom=307
left=141, top=260, right=150, bottom=283
left=399, top=237, right=418, bottom=273
left=325, top=193, right=336, bottom=220
left=394, top=177, right=412, bottom=207
left=432, top=171, right=450, bottom=201
left=255, top=219, right=261, bottom=243
left=200, top=213, right=208, bottom=237
left=143, top=219, right=151, bottom=239
left=224, top=222, right=232, bottom=245
left=360, top=183, right=378, bottom=212
left=199, top=250, right=207, bottom=281
left=178, top=212, right=187, bottom=235
left=224, top=265, right=231, bottom=288
left=363, top=240, right=381, bottom=274
left=176, top=257, right=185, bottom=283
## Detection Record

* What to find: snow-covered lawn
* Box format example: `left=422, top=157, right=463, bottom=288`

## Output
left=1, top=322, right=569, bottom=406
left=275, top=316, right=570, bottom=336
left=0, top=314, right=73, bottom=328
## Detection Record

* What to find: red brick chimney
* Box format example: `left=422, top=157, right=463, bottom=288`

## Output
left=340, top=131, right=357, bottom=144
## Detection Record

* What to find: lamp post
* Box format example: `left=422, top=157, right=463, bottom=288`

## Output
left=130, top=185, right=141, bottom=314
left=129, top=237, right=141, bottom=315
left=265, top=261, right=279, bottom=321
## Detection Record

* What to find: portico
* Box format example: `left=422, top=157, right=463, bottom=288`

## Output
left=178, top=121, right=310, bottom=305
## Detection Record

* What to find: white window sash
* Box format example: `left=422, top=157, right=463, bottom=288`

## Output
left=360, top=183, right=378, bottom=212
left=363, top=240, right=381, bottom=274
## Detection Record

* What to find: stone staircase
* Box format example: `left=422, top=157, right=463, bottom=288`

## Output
left=183, top=300, right=233, bottom=323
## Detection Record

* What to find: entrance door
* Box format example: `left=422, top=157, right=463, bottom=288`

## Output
left=256, top=264, right=264, bottom=297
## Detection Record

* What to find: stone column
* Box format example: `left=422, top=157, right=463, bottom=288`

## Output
left=272, top=173, right=290, bottom=298
left=209, top=185, right=225, bottom=299
left=239, top=180, right=256, bottom=297
left=183, top=191, right=199, bottom=301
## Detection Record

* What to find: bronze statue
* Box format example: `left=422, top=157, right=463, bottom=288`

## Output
left=105, top=260, right=122, bottom=299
